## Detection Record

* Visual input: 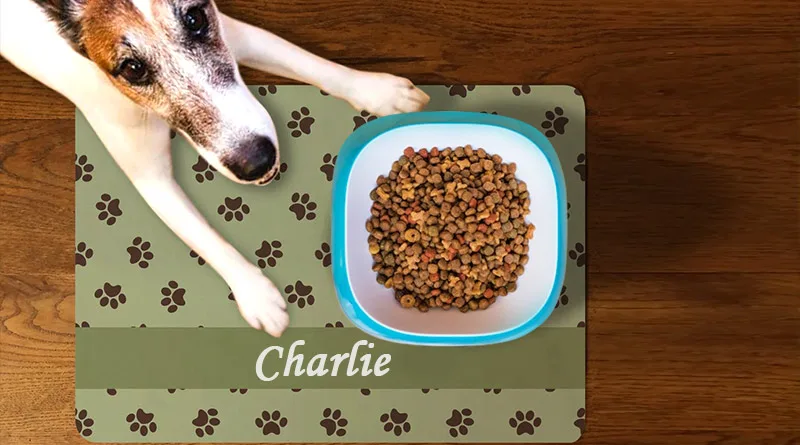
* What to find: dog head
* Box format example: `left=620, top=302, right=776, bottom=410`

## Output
left=50, top=0, right=279, bottom=184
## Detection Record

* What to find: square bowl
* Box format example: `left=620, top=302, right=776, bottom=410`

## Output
left=331, top=111, right=567, bottom=346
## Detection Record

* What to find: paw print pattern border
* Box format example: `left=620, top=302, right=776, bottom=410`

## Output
left=74, top=85, right=585, bottom=442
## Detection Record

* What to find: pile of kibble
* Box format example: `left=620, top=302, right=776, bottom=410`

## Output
left=366, top=145, right=534, bottom=313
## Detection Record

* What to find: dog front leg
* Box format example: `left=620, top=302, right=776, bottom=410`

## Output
left=219, top=13, right=430, bottom=116
left=133, top=174, right=290, bottom=336
left=80, top=104, right=289, bottom=337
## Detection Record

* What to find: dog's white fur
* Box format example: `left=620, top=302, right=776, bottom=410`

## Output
left=0, top=0, right=429, bottom=337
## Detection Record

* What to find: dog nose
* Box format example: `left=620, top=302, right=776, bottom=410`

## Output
left=225, top=136, right=278, bottom=182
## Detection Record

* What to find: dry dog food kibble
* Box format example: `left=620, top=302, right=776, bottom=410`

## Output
left=366, top=145, right=535, bottom=313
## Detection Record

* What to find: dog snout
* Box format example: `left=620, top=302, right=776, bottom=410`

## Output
left=224, top=136, right=278, bottom=182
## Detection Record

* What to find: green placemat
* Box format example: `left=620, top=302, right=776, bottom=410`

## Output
left=74, top=85, right=587, bottom=442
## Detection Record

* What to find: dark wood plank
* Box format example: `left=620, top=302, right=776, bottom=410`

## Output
left=1, top=1, right=797, bottom=119
left=581, top=431, right=800, bottom=445
left=0, top=120, right=75, bottom=276
left=588, top=109, right=799, bottom=273
left=586, top=274, right=800, bottom=432
left=1, top=273, right=798, bottom=443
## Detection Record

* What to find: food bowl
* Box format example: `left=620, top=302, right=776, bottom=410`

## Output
left=331, top=111, right=567, bottom=346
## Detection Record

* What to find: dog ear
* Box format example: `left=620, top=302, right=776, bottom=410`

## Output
left=35, top=0, right=89, bottom=55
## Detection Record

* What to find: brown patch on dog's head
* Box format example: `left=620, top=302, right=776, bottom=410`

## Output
left=79, top=0, right=235, bottom=146
left=60, top=0, right=280, bottom=184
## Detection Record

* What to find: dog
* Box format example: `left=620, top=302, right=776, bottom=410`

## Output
left=1, top=0, right=430, bottom=337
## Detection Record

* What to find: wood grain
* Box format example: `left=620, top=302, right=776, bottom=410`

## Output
left=0, top=0, right=798, bottom=444
left=3, top=2, right=798, bottom=120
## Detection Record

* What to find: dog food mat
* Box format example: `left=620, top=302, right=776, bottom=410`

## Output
left=75, top=85, right=586, bottom=442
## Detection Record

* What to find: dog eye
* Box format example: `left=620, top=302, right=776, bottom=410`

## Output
left=183, top=7, right=208, bottom=35
left=118, top=59, right=148, bottom=84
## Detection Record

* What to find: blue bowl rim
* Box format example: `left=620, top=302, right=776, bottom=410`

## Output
left=331, top=111, right=568, bottom=347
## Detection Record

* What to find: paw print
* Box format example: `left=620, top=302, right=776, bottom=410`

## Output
left=380, top=409, right=411, bottom=436
left=273, top=162, right=288, bottom=181
left=569, top=242, right=586, bottom=267
left=160, top=281, right=187, bottom=313
left=320, top=154, right=337, bottom=181
left=229, top=388, right=248, bottom=394
left=574, top=408, right=586, bottom=433
left=445, top=408, right=474, bottom=437
left=255, top=410, right=288, bottom=435
left=75, top=409, right=94, bottom=437
left=353, top=110, right=377, bottom=130
left=320, top=408, right=348, bottom=437
left=542, top=107, right=569, bottom=137
left=574, top=153, right=586, bottom=181
left=325, top=321, right=344, bottom=328
left=512, top=85, right=532, bottom=96
left=192, top=156, right=217, bottom=183
left=96, top=193, right=122, bottom=225
left=555, top=285, right=569, bottom=308
left=445, top=84, right=475, bottom=98
left=217, top=197, right=250, bottom=222
left=258, top=85, right=278, bottom=96
left=287, top=107, right=315, bottom=137
left=126, top=409, right=157, bottom=436
left=285, top=280, right=315, bottom=308
left=75, top=154, right=94, bottom=182
left=189, top=250, right=205, bottom=265
left=94, top=282, right=126, bottom=309
left=192, top=408, right=220, bottom=438
left=509, top=410, right=541, bottom=435
left=75, top=242, right=93, bottom=267
left=483, top=388, right=502, bottom=394
left=127, top=236, right=154, bottom=268
left=289, top=192, right=317, bottom=221
left=255, top=240, right=283, bottom=268
left=314, top=242, right=331, bottom=267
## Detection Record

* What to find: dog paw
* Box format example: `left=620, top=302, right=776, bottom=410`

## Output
left=346, top=72, right=430, bottom=117
left=230, top=270, right=289, bottom=337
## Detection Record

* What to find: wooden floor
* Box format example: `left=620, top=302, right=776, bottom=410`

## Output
left=1, top=0, right=798, bottom=444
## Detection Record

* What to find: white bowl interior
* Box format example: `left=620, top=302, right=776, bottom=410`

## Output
left=344, top=123, right=559, bottom=336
